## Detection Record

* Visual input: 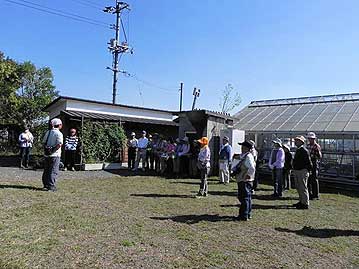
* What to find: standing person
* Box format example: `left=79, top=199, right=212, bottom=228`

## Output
left=232, top=141, right=256, bottom=221
left=283, top=144, right=293, bottom=190
left=178, top=137, right=190, bottom=177
left=249, top=140, right=259, bottom=192
left=166, top=137, right=176, bottom=176
left=42, top=118, right=63, bottom=192
left=173, top=138, right=182, bottom=178
left=218, top=136, right=232, bottom=184
left=146, top=134, right=154, bottom=170
left=152, top=134, right=162, bottom=173
left=133, top=130, right=148, bottom=171
left=64, top=128, right=78, bottom=171
left=18, top=127, right=34, bottom=168
left=196, top=137, right=211, bottom=197
left=127, top=132, right=137, bottom=170
left=292, top=136, right=313, bottom=209
left=307, top=132, right=322, bottom=200
left=268, top=138, right=285, bottom=198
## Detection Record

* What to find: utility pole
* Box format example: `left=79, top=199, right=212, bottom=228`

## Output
left=104, top=1, right=132, bottom=104
left=179, top=82, right=183, bottom=111
left=192, top=87, right=200, bottom=110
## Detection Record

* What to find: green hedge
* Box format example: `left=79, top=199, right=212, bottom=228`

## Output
left=81, top=121, right=126, bottom=163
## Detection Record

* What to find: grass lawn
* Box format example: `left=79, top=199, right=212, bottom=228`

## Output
left=0, top=175, right=359, bottom=268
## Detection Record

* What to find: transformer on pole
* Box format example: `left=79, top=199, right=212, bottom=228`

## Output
left=104, top=1, right=132, bottom=104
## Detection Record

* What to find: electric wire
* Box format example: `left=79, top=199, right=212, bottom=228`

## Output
left=4, top=0, right=111, bottom=29
left=128, top=74, right=179, bottom=94
left=19, top=0, right=109, bottom=26
left=120, top=18, right=128, bottom=43
left=72, top=0, right=103, bottom=10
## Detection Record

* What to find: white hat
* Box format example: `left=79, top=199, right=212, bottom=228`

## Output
left=51, top=118, right=62, bottom=126
left=294, top=136, right=306, bottom=143
left=282, top=144, right=290, bottom=151
left=131, top=132, right=135, bottom=136
left=272, top=138, right=282, bottom=147
left=307, top=132, right=316, bottom=139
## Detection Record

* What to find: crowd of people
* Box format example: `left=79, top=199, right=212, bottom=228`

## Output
left=126, top=130, right=322, bottom=221
left=18, top=119, right=323, bottom=221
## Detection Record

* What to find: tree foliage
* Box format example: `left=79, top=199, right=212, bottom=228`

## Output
left=0, top=51, right=58, bottom=127
left=82, top=121, right=126, bottom=163
left=219, top=83, right=241, bottom=114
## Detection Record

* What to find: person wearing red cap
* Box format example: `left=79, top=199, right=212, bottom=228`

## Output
left=196, top=137, right=211, bottom=197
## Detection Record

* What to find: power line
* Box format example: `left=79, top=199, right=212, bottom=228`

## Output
left=128, top=73, right=179, bottom=93
left=72, top=0, right=103, bottom=10
left=5, top=0, right=111, bottom=28
left=19, top=0, right=109, bottom=26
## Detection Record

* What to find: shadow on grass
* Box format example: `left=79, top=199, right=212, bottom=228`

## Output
left=131, top=193, right=194, bottom=199
left=0, top=184, right=45, bottom=191
left=275, top=226, right=359, bottom=238
left=151, top=214, right=236, bottom=224
left=170, top=181, right=217, bottom=185
left=253, top=194, right=294, bottom=201
left=208, top=190, right=237, bottom=197
left=220, top=204, right=292, bottom=210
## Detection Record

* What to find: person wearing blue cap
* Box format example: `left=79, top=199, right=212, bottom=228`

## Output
left=133, top=130, right=148, bottom=171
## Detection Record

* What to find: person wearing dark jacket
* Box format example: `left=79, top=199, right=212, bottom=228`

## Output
left=282, top=144, right=293, bottom=190
left=292, top=136, right=313, bottom=209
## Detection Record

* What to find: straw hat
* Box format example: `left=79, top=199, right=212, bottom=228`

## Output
left=294, top=136, right=306, bottom=143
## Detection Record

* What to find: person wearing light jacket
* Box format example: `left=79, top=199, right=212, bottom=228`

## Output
left=18, top=127, right=34, bottom=168
left=269, top=138, right=285, bottom=198
left=232, top=141, right=256, bottom=221
left=196, top=137, right=211, bottom=197
left=218, top=136, right=232, bottom=184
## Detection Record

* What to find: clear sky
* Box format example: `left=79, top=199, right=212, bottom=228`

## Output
left=1, top=0, right=359, bottom=113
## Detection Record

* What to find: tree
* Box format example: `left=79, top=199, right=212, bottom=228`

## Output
left=0, top=52, right=58, bottom=127
left=219, top=83, right=241, bottom=114
left=16, top=61, right=58, bottom=127
left=0, top=52, right=21, bottom=123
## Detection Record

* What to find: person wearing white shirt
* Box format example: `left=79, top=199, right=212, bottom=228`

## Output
left=196, top=137, right=211, bottom=197
left=127, top=132, right=138, bottom=170
left=18, top=127, right=34, bottom=168
left=133, top=130, right=149, bottom=171
left=232, top=141, right=256, bottom=221
left=42, top=118, right=63, bottom=192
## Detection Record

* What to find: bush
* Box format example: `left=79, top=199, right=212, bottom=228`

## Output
left=81, top=121, right=126, bottom=163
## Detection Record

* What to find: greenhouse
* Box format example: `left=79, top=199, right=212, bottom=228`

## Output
left=234, top=93, right=359, bottom=184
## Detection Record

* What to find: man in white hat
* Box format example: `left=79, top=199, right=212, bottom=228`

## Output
left=306, top=132, right=322, bottom=200
left=292, top=136, right=313, bottom=209
left=268, top=138, right=285, bottom=197
left=42, top=118, right=63, bottom=191
left=218, top=136, right=233, bottom=184
left=127, top=132, right=138, bottom=170
left=133, top=130, right=148, bottom=171
left=18, top=127, right=34, bottom=169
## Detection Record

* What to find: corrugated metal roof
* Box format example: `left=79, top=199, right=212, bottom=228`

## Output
left=62, top=110, right=178, bottom=126
left=234, top=94, right=359, bottom=133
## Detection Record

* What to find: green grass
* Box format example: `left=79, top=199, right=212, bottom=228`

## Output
left=0, top=175, right=359, bottom=268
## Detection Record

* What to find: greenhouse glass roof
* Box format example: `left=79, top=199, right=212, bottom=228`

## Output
left=234, top=93, right=359, bottom=133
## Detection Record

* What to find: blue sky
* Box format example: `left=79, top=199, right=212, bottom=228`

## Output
left=1, top=0, right=359, bottom=113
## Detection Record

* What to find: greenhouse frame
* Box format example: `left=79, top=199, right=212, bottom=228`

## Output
left=234, top=93, right=359, bottom=184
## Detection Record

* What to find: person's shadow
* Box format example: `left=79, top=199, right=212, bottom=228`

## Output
left=0, top=184, right=45, bottom=191
left=275, top=226, right=359, bottom=238
left=151, top=214, right=236, bottom=224
left=131, top=193, right=194, bottom=199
